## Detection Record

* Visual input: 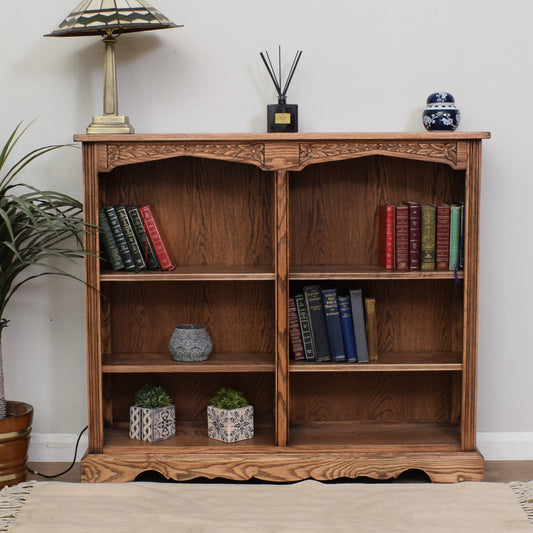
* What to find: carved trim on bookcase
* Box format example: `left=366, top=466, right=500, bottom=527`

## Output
left=299, top=142, right=459, bottom=167
left=105, top=143, right=266, bottom=170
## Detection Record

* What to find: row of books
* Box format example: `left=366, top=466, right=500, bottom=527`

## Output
left=99, top=205, right=175, bottom=272
left=289, top=285, right=377, bottom=363
left=379, top=201, right=465, bottom=272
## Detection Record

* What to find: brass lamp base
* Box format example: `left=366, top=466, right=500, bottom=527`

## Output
left=86, top=115, right=135, bottom=134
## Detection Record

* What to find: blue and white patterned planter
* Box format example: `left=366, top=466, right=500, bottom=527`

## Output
left=207, top=405, right=254, bottom=443
left=129, top=405, right=176, bottom=442
left=423, top=92, right=461, bottom=131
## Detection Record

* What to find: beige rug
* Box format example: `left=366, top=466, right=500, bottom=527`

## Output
left=0, top=480, right=532, bottom=532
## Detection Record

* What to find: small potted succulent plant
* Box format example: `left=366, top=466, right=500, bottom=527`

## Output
left=207, top=387, right=254, bottom=443
left=129, top=383, right=175, bottom=442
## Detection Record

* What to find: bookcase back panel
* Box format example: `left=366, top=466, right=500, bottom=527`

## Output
left=108, top=373, right=275, bottom=426
left=99, top=157, right=274, bottom=268
left=289, top=156, right=465, bottom=266
left=289, top=372, right=461, bottom=424
left=289, top=280, right=463, bottom=354
left=103, top=281, right=275, bottom=354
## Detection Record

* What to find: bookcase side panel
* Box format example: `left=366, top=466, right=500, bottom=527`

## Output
left=462, top=140, right=482, bottom=451
left=83, top=143, right=104, bottom=453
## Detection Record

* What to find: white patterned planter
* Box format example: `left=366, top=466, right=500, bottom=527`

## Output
left=207, top=405, right=254, bottom=443
left=129, top=405, right=176, bottom=442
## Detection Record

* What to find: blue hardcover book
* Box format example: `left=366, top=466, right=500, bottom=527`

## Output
left=338, top=295, right=357, bottom=362
left=321, top=288, right=346, bottom=362
left=349, top=289, right=369, bottom=363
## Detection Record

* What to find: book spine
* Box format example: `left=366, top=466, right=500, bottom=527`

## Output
left=378, top=205, right=395, bottom=270
left=126, top=206, right=161, bottom=271
left=116, top=206, right=146, bottom=272
left=364, top=296, right=378, bottom=362
left=321, top=288, right=346, bottom=362
left=98, top=208, right=125, bottom=271
left=403, top=201, right=421, bottom=271
left=103, top=206, right=135, bottom=271
left=288, top=297, right=305, bottom=361
left=459, top=201, right=465, bottom=270
left=303, top=284, right=331, bottom=362
left=420, top=204, right=436, bottom=271
left=138, top=205, right=176, bottom=271
left=394, top=204, right=409, bottom=271
left=349, top=289, right=369, bottom=363
left=294, top=293, right=316, bottom=362
left=448, top=204, right=461, bottom=270
left=435, top=204, right=451, bottom=271
left=338, top=295, right=357, bottom=362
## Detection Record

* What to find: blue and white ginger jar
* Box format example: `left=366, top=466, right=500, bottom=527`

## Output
left=423, top=92, right=461, bottom=131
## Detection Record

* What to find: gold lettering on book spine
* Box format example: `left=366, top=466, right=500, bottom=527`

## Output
left=299, top=142, right=458, bottom=167
left=106, top=143, right=265, bottom=170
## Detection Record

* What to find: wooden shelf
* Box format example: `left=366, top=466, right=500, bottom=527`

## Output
left=103, top=424, right=275, bottom=452
left=101, top=265, right=275, bottom=282
left=290, top=265, right=464, bottom=280
left=290, top=352, right=462, bottom=372
left=102, top=352, right=275, bottom=373
left=288, top=421, right=461, bottom=450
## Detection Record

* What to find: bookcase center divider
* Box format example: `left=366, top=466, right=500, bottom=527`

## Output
left=78, top=131, right=489, bottom=483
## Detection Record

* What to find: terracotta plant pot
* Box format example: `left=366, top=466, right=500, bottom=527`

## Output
left=0, top=401, right=33, bottom=489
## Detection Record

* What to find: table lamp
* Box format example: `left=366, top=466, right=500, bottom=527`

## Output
left=46, top=0, right=181, bottom=134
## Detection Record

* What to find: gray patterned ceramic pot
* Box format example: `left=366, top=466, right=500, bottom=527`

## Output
left=423, top=92, right=461, bottom=131
left=169, top=324, right=213, bottom=362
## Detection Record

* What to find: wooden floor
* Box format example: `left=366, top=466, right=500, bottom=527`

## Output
left=25, top=461, right=533, bottom=484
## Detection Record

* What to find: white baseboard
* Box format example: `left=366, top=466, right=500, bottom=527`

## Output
left=29, top=433, right=88, bottom=463
left=477, top=432, right=533, bottom=461
left=28, top=432, right=533, bottom=463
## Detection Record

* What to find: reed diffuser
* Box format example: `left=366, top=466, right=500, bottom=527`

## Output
left=260, top=46, right=303, bottom=132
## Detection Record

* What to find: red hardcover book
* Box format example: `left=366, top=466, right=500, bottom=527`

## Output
left=403, top=201, right=421, bottom=271
left=378, top=205, right=395, bottom=270
left=138, top=206, right=176, bottom=271
left=394, top=204, right=409, bottom=271
left=436, top=204, right=451, bottom=271
left=288, top=297, right=305, bottom=361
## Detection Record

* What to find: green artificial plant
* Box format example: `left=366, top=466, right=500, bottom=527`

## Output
left=0, top=122, right=91, bottom=419
left=134, top=384, right=172, bottom=409
left=210, top=387, right=248, bottom=410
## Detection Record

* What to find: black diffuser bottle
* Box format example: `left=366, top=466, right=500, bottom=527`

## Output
left=261, top=47, right=302, bottom=133
left=267, top=96, right=298, bottom=133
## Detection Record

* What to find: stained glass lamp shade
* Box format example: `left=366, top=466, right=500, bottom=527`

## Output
left=46, top=0, right=181, bottom=133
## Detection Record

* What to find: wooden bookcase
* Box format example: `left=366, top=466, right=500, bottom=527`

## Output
left=77, top=132, right=490, bottom=483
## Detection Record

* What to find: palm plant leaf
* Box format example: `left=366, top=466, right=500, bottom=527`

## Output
left=0, top=122, right=93, bottom=419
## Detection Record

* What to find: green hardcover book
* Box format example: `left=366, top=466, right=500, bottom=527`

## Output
left=126, top=206, right=161, bottom=271
left=116, top=206, right=146, bottom=272
left=294, top=293, right=316, bottom=362
left=449, top=204, right=461, bottom=270
left=98, top=208, right=125, bottom=271
left=103, top=206, right=135, bottom=271
left=420, top=204, right=436, bottom=271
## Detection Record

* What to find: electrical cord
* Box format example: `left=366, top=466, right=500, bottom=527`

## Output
left=27, top=425, right=88, bottom=479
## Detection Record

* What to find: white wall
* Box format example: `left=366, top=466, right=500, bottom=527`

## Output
left=1, top=0, right=532, bottom=461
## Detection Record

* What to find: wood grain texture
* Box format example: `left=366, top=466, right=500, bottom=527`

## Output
left=80, top=132, right=488, bottom=482
left=81, top=450, right=483, bottom=483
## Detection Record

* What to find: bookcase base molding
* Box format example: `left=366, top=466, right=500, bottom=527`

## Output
left=81, top=450, right=484, bottom=484
left=78, top=132, right=489, bottom=484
